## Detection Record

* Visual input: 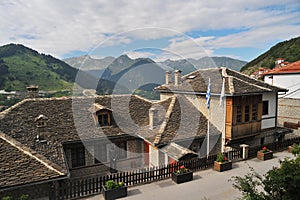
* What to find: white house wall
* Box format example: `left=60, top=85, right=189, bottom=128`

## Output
left=262, top=92, right=277, bottom=129
left=264, top=74, right=300, bottom=99
left=149, top=145, right=159, bottom=167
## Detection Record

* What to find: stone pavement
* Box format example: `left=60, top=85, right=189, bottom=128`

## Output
left=85, top=150, right=293, bottom=200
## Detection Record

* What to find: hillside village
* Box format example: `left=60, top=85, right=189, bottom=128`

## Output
left=1, top=51, right=300, bottom=199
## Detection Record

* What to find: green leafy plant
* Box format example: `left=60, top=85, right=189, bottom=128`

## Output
left=105, top=180, right=124, bottom=190
left=230, top=155, right=300, bottom=200
left=291, top=143, right=300, bottom=156
left=216, top=153, right=228, bottom=163
left=18, top=194, right=29, bottom=200
left=175, top=165, right=189, bottom=174
left=1, top=196, right=12, bottom=200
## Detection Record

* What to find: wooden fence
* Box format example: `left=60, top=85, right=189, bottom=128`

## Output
left=248, top=136, right=300, bottom=158
left=50, top=154, right=222, bottom=200
left=50, top=136, right=300, bottom=200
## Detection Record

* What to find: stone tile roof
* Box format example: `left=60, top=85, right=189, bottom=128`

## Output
left=155, top=68, right=287, bottom=95
left=0, top=132, right=66, bottom=190
left=0, top=95, right=172, bottom=172
left=160, top=142, right=198, bottom=161
left=138, top=94, right=220, bottom=146
left=0, top=92, right=218, bottom=187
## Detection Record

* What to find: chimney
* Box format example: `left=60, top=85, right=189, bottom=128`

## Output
left=149, top=107, right=158, bottom=129
left=27, top=85, right=39, bottom=98
left=174, top=70, right=182, bottom=86
left=165, top=71, right=171, bottom=84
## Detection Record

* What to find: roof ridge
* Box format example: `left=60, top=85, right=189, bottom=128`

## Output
left=233, top=76, right=272, bottom=92
left=131, top=94, right=156, bottom=104
left=225, top=68, right=272, bottom=92
left=0, top=98, right=30, bottom=119
left=153, top=96, right=177, bottom=145
left=182, top=67, right=220, bottom=79
left=0, top=131, right=65, bottom=176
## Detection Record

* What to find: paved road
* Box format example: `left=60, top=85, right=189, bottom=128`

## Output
left=86, top=151, right=293, bottom=200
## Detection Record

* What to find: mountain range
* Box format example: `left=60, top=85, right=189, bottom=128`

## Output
left=241, top=36, right=300, bottom=75
left=64, top=54, right=247, bottom=76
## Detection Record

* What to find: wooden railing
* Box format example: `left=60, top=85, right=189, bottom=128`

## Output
left=50, top=136, right=300, bottom=200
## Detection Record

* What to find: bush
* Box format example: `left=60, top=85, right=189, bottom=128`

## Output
left=18, top=195, right=29, bottom=200
left=1, top=196, right=12, bottom=200
left=105, top=180, right=124, bottom=190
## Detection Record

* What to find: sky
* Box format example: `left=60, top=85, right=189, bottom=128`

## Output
left=1, top=0, right=300, bottom=62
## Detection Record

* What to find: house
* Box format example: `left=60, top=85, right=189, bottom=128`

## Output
left=155, top=67, right=291, bottom=149
left=0, top=67, right=292, bottom=199
left=262, top=60, right=300, bottom=128
left=0, top=91, right=212, bottom=198
left=262, top=60, right=300, bottom=99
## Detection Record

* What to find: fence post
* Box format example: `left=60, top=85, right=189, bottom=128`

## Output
left=240, top=144, right=249, bottom=160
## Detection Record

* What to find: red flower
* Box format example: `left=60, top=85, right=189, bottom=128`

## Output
left=180, top=165, right=185, bottom=169
left=262, top=146, right=267, bottom=151
left=224, top=157, right=228, bottom=161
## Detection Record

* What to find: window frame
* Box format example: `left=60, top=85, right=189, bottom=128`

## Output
left=94, top=144, right=107, bottom=164
left=71, top=147, right=86, bottom=168
left=236, top=105, right=242, bottom=124
left=262, top=101, right=269, bottom=115
left=117, top=141, right=127, bottom=159
left=244, top=105, right=250, bottom=122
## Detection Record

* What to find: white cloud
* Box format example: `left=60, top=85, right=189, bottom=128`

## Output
left=0, top=0, right=299, bottom=59
left=125, top=51, right=155, bottom=59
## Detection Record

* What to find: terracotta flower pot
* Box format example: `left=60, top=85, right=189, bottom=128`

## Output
left=257, top=150, right=273, bottom=161
left=214, top=161, right=232, bottom=172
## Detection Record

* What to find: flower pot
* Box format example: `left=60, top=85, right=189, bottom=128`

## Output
left=171, top=171, right=193, bottom=184
left=214, top=161, right=232, bottom=172
left=257, top=150, right=273, bottom=161
left=102, top=185, right=127, bottom=200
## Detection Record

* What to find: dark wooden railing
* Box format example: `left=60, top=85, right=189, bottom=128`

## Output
left=50, top=136, right=300, bottom=200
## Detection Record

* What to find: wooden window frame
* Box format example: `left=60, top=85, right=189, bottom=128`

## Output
left=262, top=101, right=269, bottom=115
left=244, top=105, right=250, bottom=122
left=236, top=105, right=242, bottom=124
left=252, top=104, right=258, bottom=121
left=117, top=141, right=127, bottom=159
left=71, top=147, right=85, bottom=168
left=94, top=144, right=107, bottom=164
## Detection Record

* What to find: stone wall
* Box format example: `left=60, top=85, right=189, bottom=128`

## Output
left=278, top=98, right=300, bottom=126
left=0, top=182, right=51, bottom=200
left=65, top=138, right=145, bottom=177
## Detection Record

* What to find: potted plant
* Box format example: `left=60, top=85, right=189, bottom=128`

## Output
left=288, top=143, right=300, bottom=156
left=102, top=180, right=127, bottom=200
left=214, top=153, right=232, bottom=172
left=171, top=165, right=193, bottom=184
left=288, top=143, right=300, bottom=154
left=257, top=146, right=273, bottom=161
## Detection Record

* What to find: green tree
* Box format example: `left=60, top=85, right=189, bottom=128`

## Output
left=230, top=155, right=300, bottom=200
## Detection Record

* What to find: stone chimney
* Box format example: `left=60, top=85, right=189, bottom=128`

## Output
left=165, top=71, right=171, bottom=84
left=27, top=85, right=39, bottom=98
left=149, top=107, right=158, bottom=129
left=174, top=70, right=182, bottom=86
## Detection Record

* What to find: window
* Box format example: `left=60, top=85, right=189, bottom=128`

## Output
left=117, top=142, right=127, bottom=159
left=245, top=105, right=250, bottom=122
left=98, top=114, right=109, bottom=126
left=94, top=144, right=107, bottom=164
left=262, top=101, right=269, bottom=115
left=71, top=147, right=85, bottom=168
left=252, top=104, right=257, bottom=121
left=236, top=105, right=242, bottom=123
